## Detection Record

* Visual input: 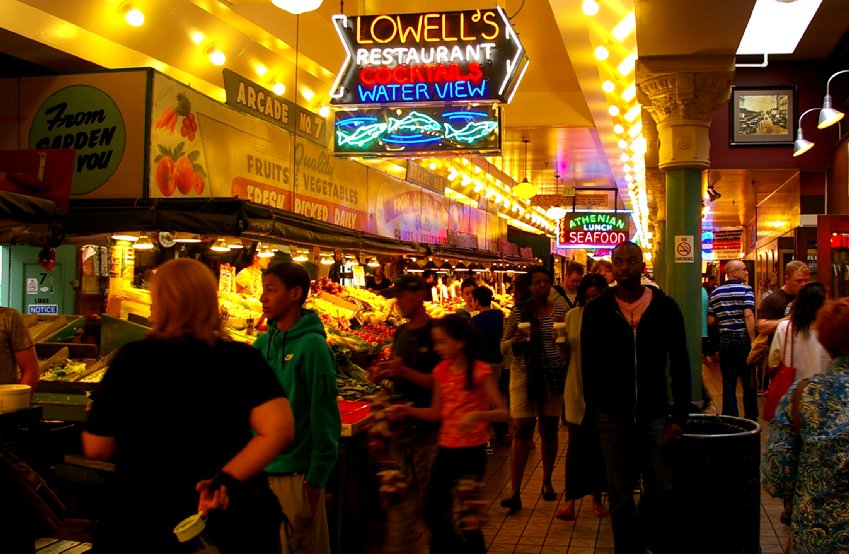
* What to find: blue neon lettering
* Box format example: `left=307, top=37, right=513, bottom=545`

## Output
left=454, top=81, right=469, bottom=99
left=416, top=83, right=428, bottom=99
left=468, top=80, right=487, bottom=97
left=402, top=85, right=414, bottom=101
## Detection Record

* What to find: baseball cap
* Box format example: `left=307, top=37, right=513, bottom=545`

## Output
left=381, top=274, right=427, bottom=297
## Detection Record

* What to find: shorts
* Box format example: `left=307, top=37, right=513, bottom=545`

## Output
left=509, top=365, right=563, bottom=419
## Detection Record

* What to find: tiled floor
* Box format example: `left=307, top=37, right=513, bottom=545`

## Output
left=365, top=358, right=792, bottom=553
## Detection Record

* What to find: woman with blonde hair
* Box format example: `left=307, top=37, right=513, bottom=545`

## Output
left=83, top=258, right=294, bottom=553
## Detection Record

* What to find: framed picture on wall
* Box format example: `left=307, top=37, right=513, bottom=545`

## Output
left=730, top=86, right=796, bottom=145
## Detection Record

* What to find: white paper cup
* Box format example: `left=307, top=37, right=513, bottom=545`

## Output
left=553, top=322, right=567, bottom=343
left=517, top=322, right=531, bottom=342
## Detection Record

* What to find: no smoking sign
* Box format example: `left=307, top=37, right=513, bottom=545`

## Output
left=674, top=235, right=694, bottom=263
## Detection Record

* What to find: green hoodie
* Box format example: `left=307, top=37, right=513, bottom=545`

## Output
left=253, top=309, right=341, bottom=488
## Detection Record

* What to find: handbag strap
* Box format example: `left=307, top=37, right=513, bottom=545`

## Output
left=790, top=377, right=809, bottom=443
left=783, top=322, right=794, bottom=368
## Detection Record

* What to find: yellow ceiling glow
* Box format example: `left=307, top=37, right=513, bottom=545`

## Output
left=621, top=84, right=636, bottom=102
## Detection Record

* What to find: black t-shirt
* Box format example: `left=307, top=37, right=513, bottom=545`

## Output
left=365, top=277, right=391, bottom=291
left=87, top=337, right=285, bottom=552
left=759, top=289, right=794, bottom=321
left=391, top=319, right=440, bottom=432
left=471, top=309, right=504, bottom=364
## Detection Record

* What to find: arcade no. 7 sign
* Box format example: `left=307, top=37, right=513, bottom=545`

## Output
left=329, top=8, right=529, bottom=106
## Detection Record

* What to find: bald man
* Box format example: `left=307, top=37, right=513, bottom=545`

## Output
left=707, top=261, right=757, bottom=420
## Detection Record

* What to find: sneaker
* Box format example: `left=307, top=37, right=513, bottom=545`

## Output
left=485, top=441, right=494, bottom=456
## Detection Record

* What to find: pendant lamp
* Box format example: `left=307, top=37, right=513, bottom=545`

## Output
left=511, top=137, right=538, bottom=200
left=271, top=0, right=323, bottom=15
left=545, top=173, right=569, bottom=220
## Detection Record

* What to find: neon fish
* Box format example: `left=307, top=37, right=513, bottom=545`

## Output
left=336, top=122, right=387, bottom=147
left=444, top=121, right=498, bottom=144
left=387, top=111, right=441, bottom=133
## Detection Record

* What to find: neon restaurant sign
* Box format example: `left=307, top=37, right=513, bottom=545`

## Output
left=329, top=9, right=528, bottom=106
left=334, top=105, right=500, bottom=155
left=556, top=211, right=633, bottom=250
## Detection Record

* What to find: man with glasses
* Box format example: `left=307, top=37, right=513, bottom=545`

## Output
left=708, top=260, right=757, bottom=420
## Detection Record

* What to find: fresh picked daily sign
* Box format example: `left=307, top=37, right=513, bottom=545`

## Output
left=329, top=9, right=528, bottom=106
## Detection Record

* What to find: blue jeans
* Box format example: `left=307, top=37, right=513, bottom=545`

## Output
left=719, top=335, right=758, bottom=420
left=596, top=413, right=672, bottom=554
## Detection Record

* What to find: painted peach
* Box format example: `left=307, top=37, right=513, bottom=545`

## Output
left=155, top=157, right=176, bottom=196
left=193, top=173, right=205, bottom=195
left=174, top=155, right=195, bottom=195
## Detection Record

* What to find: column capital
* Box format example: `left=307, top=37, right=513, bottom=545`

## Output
left=636, top=57, right=735, bottom=170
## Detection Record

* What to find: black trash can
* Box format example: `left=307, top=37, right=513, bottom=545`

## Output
left=671, top=414, right=761, bottom=554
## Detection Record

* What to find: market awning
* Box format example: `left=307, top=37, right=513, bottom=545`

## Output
left=0, top=191, right=63, bottom=246
left=64, top=198, right=421, bottom=256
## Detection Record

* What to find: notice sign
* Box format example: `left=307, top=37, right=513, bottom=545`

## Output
left=27, top=304, right=58, bottom=315
left=329, top=9, right=528, bottom=106
left=674, top=235, right=695, bottom=263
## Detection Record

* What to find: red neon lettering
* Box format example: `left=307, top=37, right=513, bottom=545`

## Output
left=393, top=65, right=409, bottom=84
left=360, top=63, right=483, bottom=86
left=360, top=66, right=376, bottom=86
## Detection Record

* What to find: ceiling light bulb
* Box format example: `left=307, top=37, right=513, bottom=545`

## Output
left=582, top=0, right=600, bottom=16
left=318, top=106, right=331, bottom=118
left=612, top=13, right=636, bottom=41
left=255, top=64, right=268, bottom=77
left=609, top=105, right=621, bottom=116
left=602, top=80, right=616, bottom=93
left=618, top=53, right=638, bottom=76
left=190, top=31, right=205, bottom=45
left=272, top=82, right=286, bottom=96
left=594, top=46, right=610, bottom=61
left=614, top=124, right=625, bottom=134
left=207, top=46, right=226, bottom=66
left=121, top=4, right=145, bottom=27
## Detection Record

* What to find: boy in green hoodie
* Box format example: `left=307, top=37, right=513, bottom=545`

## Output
left=254, top=262, right=341, bottom=554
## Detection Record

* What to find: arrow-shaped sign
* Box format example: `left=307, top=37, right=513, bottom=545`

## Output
left=329, top=8, right=528, bottom=107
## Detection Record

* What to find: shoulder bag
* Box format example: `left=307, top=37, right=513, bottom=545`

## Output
left=762, top=324, right=795, bottom=422
left=747, top=333, right=770, bottom=366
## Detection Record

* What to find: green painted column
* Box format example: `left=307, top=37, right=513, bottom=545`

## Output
left=637, top=58, right=735, bottom=405
left=664, top=169, right=703, bottom=401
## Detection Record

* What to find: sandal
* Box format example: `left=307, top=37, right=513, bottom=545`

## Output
left=592, top=504, right=610, bottom=518
left=555, top=505, right=575, bottom=521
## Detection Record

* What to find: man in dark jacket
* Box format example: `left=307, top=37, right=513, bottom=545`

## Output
left=581, top=241, right=691, bottom=554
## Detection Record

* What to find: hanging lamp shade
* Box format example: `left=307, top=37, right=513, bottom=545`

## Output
left=367, top=257, right=380, bottom=267
left=423, top=259, right=438, bottom=271
left=271, top=0, right=323, bottom=15
left=133, top=234, right=155, bottom=250
left=512, top=137, right=538, bottom=199
left=512, top=177, right=538, bottom=199
left=453, top=262, right=469, bottom=272
left=210, top=238, right=230, bottom=252
left=438, top=260, right=453, bottom=273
